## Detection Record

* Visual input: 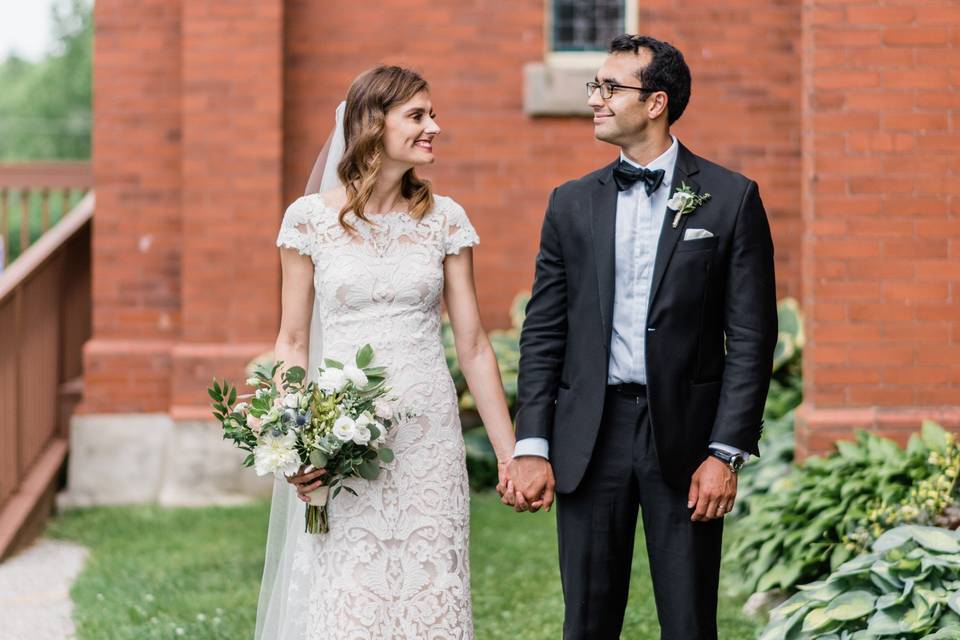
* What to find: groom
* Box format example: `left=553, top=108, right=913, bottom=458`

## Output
left=507, top=35, right=778, bottom=639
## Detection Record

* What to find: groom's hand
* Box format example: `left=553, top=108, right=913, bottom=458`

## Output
left=688, top=456, right=737, bottom=522
left=508, top=456, right=556, bottom=513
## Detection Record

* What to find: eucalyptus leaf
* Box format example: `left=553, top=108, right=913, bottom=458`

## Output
left=357, top=460, right=380, bottom=481
left=309, top=450, right=328, bottom=468
left=285, top=366, right=306, bottom=384
left=356, top=344, right=374, bottom=368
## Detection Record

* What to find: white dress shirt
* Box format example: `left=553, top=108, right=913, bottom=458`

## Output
left=514, top=137, right=749, bottom=463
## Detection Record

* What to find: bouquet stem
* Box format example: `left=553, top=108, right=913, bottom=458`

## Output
left=304, top=485, right=330, bottom=534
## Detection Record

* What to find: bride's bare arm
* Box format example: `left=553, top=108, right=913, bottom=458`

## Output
left=275, top=248, right=315, bottom=373
left=442, top=248, right=516, bottom=465
left=277, top=247, right=325, bottom=495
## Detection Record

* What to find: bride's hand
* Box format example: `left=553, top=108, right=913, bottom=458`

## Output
left=496, top=460, right=515, bottom=505
left=286, top=465, right=328, bottom=502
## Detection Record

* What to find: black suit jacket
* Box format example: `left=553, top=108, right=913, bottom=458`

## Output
left=515, top=143, right=778, bottom=493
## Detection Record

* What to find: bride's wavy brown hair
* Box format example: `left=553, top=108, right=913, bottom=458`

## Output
left=337, top=66, right=434, bottom=232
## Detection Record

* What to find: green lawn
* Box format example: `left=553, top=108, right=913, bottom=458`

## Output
left=47, top=492, right=759, bottom=639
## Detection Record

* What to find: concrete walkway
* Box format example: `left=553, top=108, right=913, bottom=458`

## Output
left=0, top=539, right=88, bottom=640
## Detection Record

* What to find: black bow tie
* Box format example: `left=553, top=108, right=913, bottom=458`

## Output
left=613, top=161, right=665, bottom=196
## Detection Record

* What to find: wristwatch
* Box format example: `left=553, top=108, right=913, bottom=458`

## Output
left=709, top=448, right=746, bottom=474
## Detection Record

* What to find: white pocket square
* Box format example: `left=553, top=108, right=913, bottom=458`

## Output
left=683, top=228, right=714, bottom=241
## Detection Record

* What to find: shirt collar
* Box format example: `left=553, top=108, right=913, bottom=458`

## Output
left=619, top=135, right=679, bottom=189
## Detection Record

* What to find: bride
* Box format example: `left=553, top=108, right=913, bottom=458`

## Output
left=256, top=65, right=516, bottom=639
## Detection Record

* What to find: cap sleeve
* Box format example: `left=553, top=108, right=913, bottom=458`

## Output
left=276, top=195, right=317, bottom=258
left=442, top=198, right=479, bottom=256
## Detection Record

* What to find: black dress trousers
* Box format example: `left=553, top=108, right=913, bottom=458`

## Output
left=556, top=385, right=724, bottom=640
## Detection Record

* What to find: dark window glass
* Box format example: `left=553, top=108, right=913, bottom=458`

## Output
left=552, top=0, right=625, bottom=52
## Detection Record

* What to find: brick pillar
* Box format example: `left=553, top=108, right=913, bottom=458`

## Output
left=83, top=0, right=283, bottom=418
left=80, top=0, right=183, bottom=415
left=171, top=0, right=284, bottom=419
left=69, top=0, right=283, bottom=505
left=795, top=2, right=960, bottom=457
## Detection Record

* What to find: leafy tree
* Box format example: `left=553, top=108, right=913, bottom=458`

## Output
left=0, top=0, right=92, bottom=160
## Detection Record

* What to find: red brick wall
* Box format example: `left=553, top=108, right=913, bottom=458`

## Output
left=795, top=0, right=960, bottom=456
left=171, top=0, right=284, bottom=418
left=82, top=0, right=284, bottom=416
left=81, top=0, right=183, bottom=413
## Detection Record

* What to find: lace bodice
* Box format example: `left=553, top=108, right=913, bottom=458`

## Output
left=277, top=193, right=479, bottom=406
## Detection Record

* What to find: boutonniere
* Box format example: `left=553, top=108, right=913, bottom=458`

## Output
left=667, top=182, right=711, bottom=228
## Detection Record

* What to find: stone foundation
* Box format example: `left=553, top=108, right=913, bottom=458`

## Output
left=60, top=414, right=272, bottom=508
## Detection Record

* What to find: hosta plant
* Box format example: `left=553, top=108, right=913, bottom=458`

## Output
left=759, top=525, right=960, bottom=639
left=730, top=422, right=960, bottom=594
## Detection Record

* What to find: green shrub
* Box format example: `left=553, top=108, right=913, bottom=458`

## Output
left=759, top=525, right=960, bottom=639
left=729, top=423, right=959, bottom=595
left=766, top=297, right=804, bottom=422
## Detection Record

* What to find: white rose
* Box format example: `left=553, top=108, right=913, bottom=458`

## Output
left=374, top=398, right=395, bottom=420
left=232, top=402, right=249, bottom=414
left=317, top=368, right=348, bottom=393
left=356, top=412, right=374, bottom=427
left=343, top=364, right=369, bottom=388
left=667, top=192, right=689, bottom=211
left=283, top=393, right=300, bottom=409
left=352, top=424, right=371, bottom=446
left=332, top=415, right=357, bottom=442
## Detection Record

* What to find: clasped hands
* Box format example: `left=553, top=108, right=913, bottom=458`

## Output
left=497, top=456, right=556, bottom=513
left=497, top=455, right=737, bottom=521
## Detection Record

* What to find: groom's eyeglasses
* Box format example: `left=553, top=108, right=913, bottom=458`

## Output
left=586, top=81, right=658, bottom=100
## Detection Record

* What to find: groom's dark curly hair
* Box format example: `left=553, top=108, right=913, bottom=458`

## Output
left=609, top=35, right=691, bottom=125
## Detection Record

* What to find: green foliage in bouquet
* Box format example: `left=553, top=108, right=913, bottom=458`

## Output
left=758, top=525, right=960, bottom=639
left=210, top=345, right=400, bottom=533
left=729, top=422, right=960, bottom=595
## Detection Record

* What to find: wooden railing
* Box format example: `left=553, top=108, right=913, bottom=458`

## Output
left=0, top=161, right=91, bottom=269
left=0, top=191, right=92, bottom=559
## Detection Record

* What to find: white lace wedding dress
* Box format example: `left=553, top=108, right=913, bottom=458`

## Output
left=263, top=192, right=479, bottom=639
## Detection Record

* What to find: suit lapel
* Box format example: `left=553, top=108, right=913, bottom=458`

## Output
left=589, top=161, right=619, bottom=341
left=648, top=143, right=701, bottom=307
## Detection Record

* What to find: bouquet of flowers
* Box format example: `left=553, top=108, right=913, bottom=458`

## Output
left=208, top=344, right=401, bottom=533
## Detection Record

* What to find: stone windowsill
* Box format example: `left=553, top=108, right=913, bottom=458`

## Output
left=523, top=61, right=598, bottom=117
